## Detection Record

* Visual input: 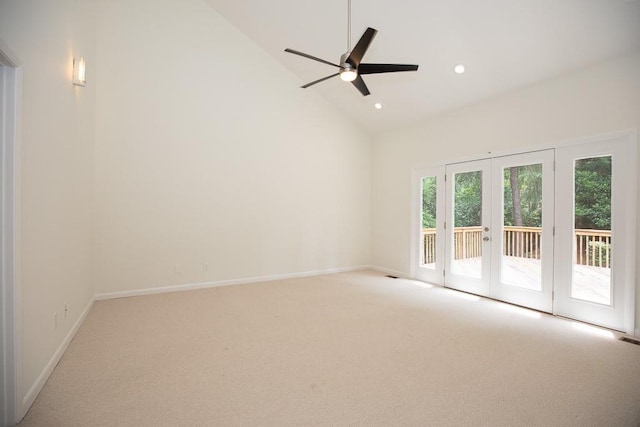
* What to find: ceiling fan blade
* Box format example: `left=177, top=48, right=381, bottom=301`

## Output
left=351, top=75, right=370, bottom=96
left=284, top=49, right=341, bottom=68
left=358, top=63, right=419, bottom=75
left=301, top=73, right=340, bottom=88
left=346, top=27, right=377, bottom=67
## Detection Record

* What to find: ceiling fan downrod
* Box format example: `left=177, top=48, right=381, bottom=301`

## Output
left=340, top=0, right=357, bottom=82
left=347, top=0, right=352, bottom=53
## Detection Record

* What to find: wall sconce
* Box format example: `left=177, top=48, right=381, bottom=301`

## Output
left=72, top=56, right=86, bottom=87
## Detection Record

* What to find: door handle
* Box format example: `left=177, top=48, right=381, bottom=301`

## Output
left=483, top=236, right=490, bottom=242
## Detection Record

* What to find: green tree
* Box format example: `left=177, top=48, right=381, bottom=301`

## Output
left=503, top=164, right=542, bottom=227
left=575, top=156, right=611, bottom=229
left=509, top=166, right=524, bottom=226
left=454, top=171, right=482, bottom=227
left=422, top=177, right=437, bottom=228
left=438, top=157, right=610, bottom=233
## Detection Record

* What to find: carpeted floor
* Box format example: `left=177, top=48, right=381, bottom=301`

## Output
left=18, top=270, right=640, bottom=426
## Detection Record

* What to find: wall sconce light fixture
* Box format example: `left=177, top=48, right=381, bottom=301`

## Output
left=73, top=56, right=86, bottom=87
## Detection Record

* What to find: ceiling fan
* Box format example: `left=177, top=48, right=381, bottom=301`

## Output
left=284, top=0, right=419, bottom=97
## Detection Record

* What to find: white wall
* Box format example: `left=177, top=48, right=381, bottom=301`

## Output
left=0, top=0, right=370, bottom=419
left=372, top=52, right=640, bottom=331
left=0, top=0, right=97, bottom=419
left=93, top=0, right=372, bottom=295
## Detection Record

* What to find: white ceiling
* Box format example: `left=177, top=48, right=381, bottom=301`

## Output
left=205, top=0, right=640, bottom=134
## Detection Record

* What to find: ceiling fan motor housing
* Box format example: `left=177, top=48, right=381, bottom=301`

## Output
left=340, top=52, right=352, bottom=67
left=339, top=52, right=358, bottom=81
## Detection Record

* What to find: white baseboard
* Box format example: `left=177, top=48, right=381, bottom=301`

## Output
left=20, top=297, right=95, bottom=421
left=370, top=265, right=410, bottom=279
left=95, top=265, right=372, bottom=301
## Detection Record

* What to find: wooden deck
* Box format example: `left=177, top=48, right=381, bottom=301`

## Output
left=435, top=256, right=611, bottom=305
left=571, top=263, right=611, bottom=305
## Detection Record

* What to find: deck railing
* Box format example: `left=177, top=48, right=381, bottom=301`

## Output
left=575, top=228, right=611, bottom=268
left=421, top=226, right=611, bottom=268
left=422, top=229, right=437, bottom=264
left=503, top=226, right=541, bottom=259
left=453, top=226, right=483, bottom=260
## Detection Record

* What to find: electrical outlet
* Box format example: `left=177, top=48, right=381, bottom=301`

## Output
left=174, top=264, right=182, bottom=274
left=64, top=303, right=68, bottom=318
left=202, top=263, right=209, bottom=272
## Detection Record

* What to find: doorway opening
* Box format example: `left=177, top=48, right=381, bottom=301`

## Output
left=412, top=132, right=636, bottom=333
left=1, top=40, right=20, bottom=427
left=443, top=150, right=554, bottom=313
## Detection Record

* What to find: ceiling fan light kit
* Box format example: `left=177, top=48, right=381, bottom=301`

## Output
left=339, top=53, right=358, bottom=81
left=284, top=1, right=419, bottom=97
left=340, top=69, right=358, bottom=82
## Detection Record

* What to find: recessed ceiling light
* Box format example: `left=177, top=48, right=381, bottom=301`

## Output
left=374, top=102, right=383, bottom=110
left=454, top=64, right=465, bottom=74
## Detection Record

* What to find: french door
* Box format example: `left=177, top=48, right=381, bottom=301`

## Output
left=443, top=151, right=554, bottom=312
left=444, top=159, right=492, bottom=295
left=414, top=133, right=636, bottom=333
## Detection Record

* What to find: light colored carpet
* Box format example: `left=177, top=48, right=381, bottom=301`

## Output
left=18, top=270, right=640, bottom=426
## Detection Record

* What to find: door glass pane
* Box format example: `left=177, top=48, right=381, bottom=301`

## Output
left=572, top=156, right=612, bottom=305
left=452, top=171, right=482, bottom=278
left=501, top=164, right=543, bottom=290
left=421, top=176, right=437, bottom=269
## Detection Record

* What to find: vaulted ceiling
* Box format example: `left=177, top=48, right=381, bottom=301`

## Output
left=205, top=0, right=640, bottom=133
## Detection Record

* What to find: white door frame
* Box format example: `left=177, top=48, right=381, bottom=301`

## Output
left=0, top=39, right=21, bottom=427
left=411, top=130, right=637, bottom=335
left=554, top=132, right=637, bottom=333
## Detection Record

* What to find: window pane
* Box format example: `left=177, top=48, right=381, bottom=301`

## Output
left=572, top=156, right=612, bottom=305
left=421, top=176, right=437, bottom=268
left=452, top=171, right=482, bottom=278
left=501, top=164, right=543, bottom=291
